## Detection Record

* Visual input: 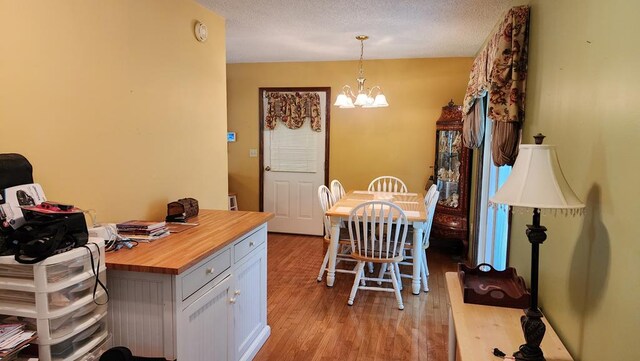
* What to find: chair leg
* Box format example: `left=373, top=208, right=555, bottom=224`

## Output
left=348, top=262, right=365, bottom=306
left=359, top=265, right=367, bottom=286
left=388, top=263, right=404, bottom=310
left=377, top=263, right=387, bottom=285
left=422, top=250, right=429, bottom=292
left=395, top=262, right=403, bottom=291
left=424, top=251, right=430, bottom=276
left=420, top=258, right=428, bottom=292
left=367, top=262, right=374, bottom=274
left=317, top=248, right=330, bottom=282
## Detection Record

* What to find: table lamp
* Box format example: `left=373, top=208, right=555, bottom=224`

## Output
left=490, top=133, right=585, bottom=361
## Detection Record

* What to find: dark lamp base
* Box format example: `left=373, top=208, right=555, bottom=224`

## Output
left=513, top=309, right=546, bottom=361
left=514, top=345, right=545, bottom=361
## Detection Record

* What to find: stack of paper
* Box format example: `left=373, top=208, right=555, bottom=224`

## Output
left=116, top=220, right=170, bottom=242
left=0, top=323, right=37, bottom=359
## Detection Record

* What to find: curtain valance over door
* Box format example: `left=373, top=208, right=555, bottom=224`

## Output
left=265, top=92, right=322, bottom=132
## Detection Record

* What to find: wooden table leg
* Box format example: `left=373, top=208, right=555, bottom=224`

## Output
left=448, top=306, right=456, bottom=361
left=411, top=223, right=424, bottom=295
left=326, top=217, right=341, bottom=287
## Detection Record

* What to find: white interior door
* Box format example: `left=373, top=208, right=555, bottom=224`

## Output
left=262, top=90, right=326, bottom=236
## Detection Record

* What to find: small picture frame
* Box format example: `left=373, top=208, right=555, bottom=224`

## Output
left=227, top=132, right=236, bottom=142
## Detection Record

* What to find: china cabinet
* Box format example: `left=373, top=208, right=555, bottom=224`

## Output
left=432, top=101, right=472, bottom=258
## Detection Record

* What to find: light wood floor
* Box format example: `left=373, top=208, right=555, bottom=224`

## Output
left=254, top=233, right=459, bottom=361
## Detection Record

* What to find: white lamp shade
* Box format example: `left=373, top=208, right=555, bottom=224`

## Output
left=373, top=93, right=389, bottom=107
left=354, top=93, right=369, bottom=106
left=490, top=144, right=585, bottom=209
left=340, top=96, right=355, bottom=108
left=334, top=93, right=349, bottom=107
left=361, top=96, right=375, bottom=108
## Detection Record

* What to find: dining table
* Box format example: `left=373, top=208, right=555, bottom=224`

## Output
left=325, top=190, right=428, bottom=294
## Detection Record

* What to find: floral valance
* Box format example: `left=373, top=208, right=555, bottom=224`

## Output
left=265, top=92, right=321, bottom=132
left=488, top=6, right=529, bottom=124
left=462, top=5, right=530, bottom=166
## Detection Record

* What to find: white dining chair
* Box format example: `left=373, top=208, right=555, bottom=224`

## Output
left=329, top=178, right=347, bottom=248
left=368, top=176, right=408, bottom=193
left=316, top=185, right=356, bottom=282
left=386, top=185, right=439, bottom=292
left=346, top=200, right=409, bottom=310
left=330, top=179, right=346, bottom=202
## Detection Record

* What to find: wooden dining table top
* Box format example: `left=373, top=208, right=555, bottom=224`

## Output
left=325, top=190, right=427, bottom=222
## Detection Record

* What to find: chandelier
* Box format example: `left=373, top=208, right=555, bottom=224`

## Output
left=334, top=35, right=389, bottom=108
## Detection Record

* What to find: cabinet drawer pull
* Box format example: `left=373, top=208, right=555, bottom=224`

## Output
left=234, top=290, right=241, bottom=295
left=249, top=241, right=255, bottom=247
left=229, top=297, right=237, bottom=304
left=205, top=268, right=215, bottom=275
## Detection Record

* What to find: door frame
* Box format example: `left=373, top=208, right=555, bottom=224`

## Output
left=258, top=87, right=331, bottom=212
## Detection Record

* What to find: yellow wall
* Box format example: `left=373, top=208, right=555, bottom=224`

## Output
left=227, top=58, right=473, bottom=211
left=509, top=0, right=640, bottom=359
left=0, top=0, right=228, bottom=223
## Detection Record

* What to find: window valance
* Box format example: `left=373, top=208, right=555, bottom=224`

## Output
left=265, top=92, right=322, bottom=131
left=462, top=5, right=530, bottom=166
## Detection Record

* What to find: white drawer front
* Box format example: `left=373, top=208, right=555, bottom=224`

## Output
left=182, top=249, right=230, bottom=301
left=234, top=227, right=266, bottom=263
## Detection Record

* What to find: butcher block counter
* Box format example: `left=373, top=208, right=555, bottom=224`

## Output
left=106, top=209, right=274, bottom=274
left=106, top=209, right=274, bottom=361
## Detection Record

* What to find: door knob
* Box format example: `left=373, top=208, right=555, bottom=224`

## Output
left=265, top=166, right=271, bottom=171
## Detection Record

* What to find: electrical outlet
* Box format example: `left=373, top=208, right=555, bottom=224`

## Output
left=249, top=149, right=258, bottom=157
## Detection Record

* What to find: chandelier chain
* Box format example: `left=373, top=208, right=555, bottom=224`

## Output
left=359, top=38, right=364, bottom=78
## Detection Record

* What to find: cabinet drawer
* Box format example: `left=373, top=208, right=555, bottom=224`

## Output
left=234, top=227, right=266, bottom=263
left=182, top=249, right=230, bottom=301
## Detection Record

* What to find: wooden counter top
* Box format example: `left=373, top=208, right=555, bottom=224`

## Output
left=105, top=210, right=274, bottom=275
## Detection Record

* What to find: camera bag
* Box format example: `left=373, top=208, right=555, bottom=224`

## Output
left=10, top=208, right=88, bottom=264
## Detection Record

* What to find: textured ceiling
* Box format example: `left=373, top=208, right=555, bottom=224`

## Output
left=196, top=0, right=527, bottom=63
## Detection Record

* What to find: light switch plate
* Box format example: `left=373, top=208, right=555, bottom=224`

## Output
left=249, top=149, right=258, bottom=157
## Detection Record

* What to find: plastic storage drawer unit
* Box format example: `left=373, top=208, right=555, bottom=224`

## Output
left=0, top=239, right=108, bottom=361
left=0, top=240, right=105, bottom=291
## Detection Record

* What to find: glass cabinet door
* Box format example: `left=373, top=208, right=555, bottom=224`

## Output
left=436, top=129, right=462, bottom=209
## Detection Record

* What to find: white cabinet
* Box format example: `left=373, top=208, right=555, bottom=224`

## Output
left=107, top=223, right=270, bottom=361
left=178, top=274, right=233, bottom=361
left=234, top=242, right=267, bottom=361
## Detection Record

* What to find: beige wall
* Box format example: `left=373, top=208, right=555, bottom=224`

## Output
left=0, top=0, right=228, bottom=223
left=509, top=0, right=640, bottom=360
left=227, top=58, right=473, bottom=211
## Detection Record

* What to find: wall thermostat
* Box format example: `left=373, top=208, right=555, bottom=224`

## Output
left=195, top=21, right=208, bottom=42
